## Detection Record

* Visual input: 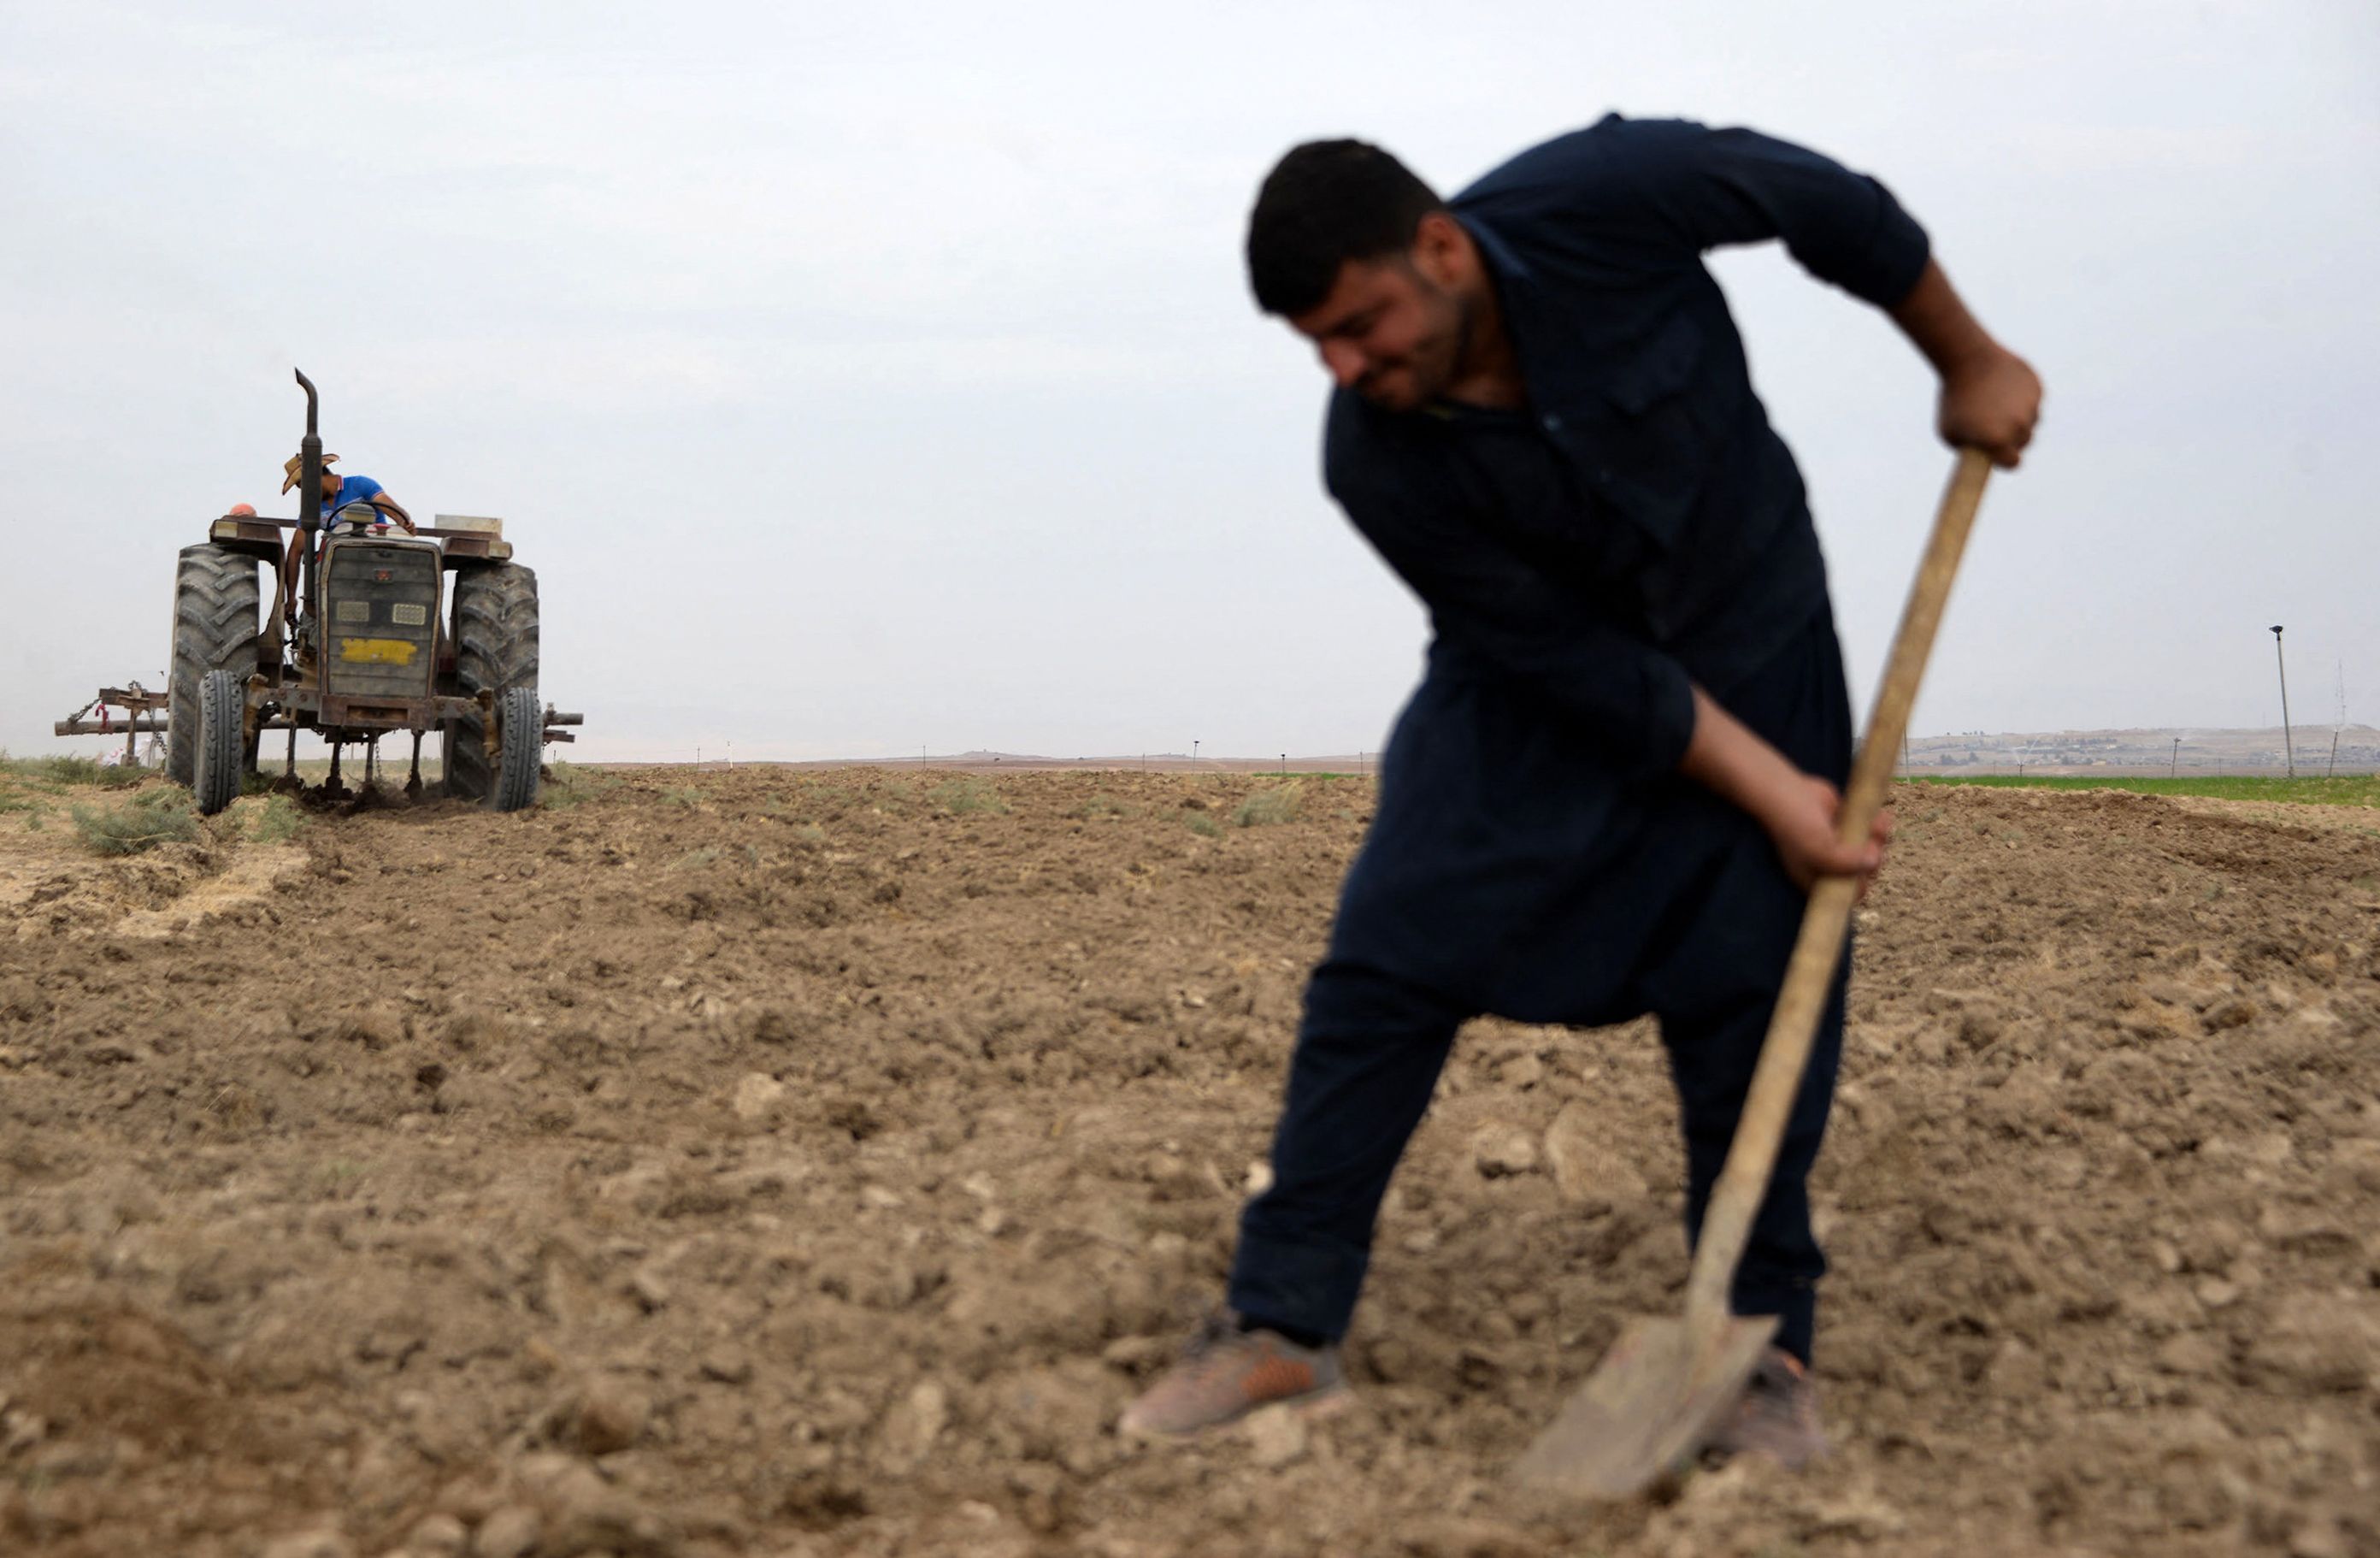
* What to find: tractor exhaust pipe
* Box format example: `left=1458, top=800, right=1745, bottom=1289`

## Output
left=296, top=368, right=322, bottom=631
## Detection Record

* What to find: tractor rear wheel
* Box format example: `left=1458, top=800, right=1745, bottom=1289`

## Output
left=443, top=564, right=539, bottom=804
left=194, top=669, right=244, bottom=816
left=168, top=545, right=263, bottom=787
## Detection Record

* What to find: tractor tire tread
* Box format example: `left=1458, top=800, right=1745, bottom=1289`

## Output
left=194, top=668, right=243, bottom=816
left=493, top=685, right=543, bottom=811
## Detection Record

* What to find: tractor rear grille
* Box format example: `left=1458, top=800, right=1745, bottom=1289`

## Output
left=322, top=540, right=441, bottom=700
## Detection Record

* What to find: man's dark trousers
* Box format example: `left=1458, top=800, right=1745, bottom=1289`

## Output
left=1228, top=610, right=1853, bottom=1365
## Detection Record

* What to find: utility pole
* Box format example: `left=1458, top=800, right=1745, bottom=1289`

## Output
left=2271, top=625, right=2295, bottom=777
left=2170, top=736, right=2180, bottom=778
left=2332, top=659, right=2347, bottom=779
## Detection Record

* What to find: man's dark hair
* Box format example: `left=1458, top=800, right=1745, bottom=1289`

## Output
left=1246, top=139, right=1445, bottom=317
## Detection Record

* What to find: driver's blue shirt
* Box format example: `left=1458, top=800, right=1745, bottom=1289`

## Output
left=321, top=474, right=386, bottom=525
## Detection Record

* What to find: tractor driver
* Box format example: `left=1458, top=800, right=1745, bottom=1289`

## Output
left=281, top=452, right=416, bottom=535
left=277, top=453, right=419, bottom=619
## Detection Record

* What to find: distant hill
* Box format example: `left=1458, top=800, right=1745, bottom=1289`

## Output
left=611, top=727, right=2379, bottom=777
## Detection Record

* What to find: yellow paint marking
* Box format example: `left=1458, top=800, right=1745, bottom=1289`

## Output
left=337, top=638, right=419, bottom=665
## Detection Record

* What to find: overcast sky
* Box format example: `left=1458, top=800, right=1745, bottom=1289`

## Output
left=4, top=1, right=2374, bottom=762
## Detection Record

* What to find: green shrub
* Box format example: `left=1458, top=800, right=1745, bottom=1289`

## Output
left=1185, top=811, right=1223, bottom=838
left=543, top=761, right=623, bottom=810
left=1234, top=782, right=1303, bottom=828
left=250, top=794, right=308, bottom=844
left=932, top=777, right=1009, bottom=816
left=0, top=753, right=148, bottom=789
left=72, top=789, right=201, bottom=856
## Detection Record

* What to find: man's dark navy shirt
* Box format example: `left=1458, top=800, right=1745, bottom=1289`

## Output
left=1323, top=115, right=1930, bottom=778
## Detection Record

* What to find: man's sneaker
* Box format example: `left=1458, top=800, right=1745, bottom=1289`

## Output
left=1705, top=1347, right=1828, bottom=1470
left=1116, top=1314, right=1346, bottom=1441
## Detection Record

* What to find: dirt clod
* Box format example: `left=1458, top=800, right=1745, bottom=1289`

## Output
left=471, top=1505, right=540, bottom=1558
left=570, top=1379, right=648, bottom=1455
left=731, top=1071, right=786, bottom=1124
left=260, top=1529, right=352, bottom=1558
left=1471, top=1124, right=1540, bottom=1178
left=1241, top=1403, right=1308, bottom=1468
left=405, top=1512, right=469, bottom=1557
left=1542, top=1101, right=1648, bottom=1208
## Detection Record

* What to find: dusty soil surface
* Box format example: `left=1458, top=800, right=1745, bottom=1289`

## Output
left=3, top=767, right=2376, bottom=1558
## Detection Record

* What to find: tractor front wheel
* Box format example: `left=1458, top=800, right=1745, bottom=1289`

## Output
left=492, top=685, right=543, bottom=812
left=194, top=669, right=244, bottom=816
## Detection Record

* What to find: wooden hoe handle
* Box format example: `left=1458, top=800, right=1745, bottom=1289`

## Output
left=1682, top=448, right=1994, bottom=1326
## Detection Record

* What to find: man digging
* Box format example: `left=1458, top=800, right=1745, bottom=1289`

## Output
left=1120, top=116, right=2040, bottom=1465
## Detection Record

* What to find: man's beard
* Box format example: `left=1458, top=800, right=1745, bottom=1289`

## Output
left=1440, top=284, right=1479, bottom=392
left=1360, top=277, right=1469, bottom=409
left=1403, top=277, right=1472, bottom=405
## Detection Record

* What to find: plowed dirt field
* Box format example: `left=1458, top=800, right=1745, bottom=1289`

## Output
left=3, top=766, right=2376, bottom=1558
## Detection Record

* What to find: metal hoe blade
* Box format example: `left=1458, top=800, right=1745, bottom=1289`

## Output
left=1510, top=1313, right=1777, bottom=1499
